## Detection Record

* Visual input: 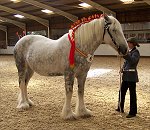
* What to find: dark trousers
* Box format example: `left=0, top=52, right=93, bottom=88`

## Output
left=117, top=81, right=137, bottom=115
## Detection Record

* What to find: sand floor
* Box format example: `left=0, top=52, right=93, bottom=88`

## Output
left=0, top=55, right=150, bottom=130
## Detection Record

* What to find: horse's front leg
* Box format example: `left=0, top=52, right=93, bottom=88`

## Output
left=61, top=70, right=76, bottom=120
left=75, top=73, right=92, bottom=118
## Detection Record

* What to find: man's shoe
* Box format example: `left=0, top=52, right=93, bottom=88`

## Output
left=126, top=114, right=136, bottom=118
left=115, top=108, right=124, bottom=113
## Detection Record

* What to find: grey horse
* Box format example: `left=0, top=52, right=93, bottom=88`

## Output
left=14, top=15, right=128, bottom=120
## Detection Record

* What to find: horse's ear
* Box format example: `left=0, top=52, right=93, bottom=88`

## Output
left=104, top=13, right=111, bottom=24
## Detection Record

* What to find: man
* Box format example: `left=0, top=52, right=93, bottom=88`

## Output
left=116, top=37, right=140, bottom=118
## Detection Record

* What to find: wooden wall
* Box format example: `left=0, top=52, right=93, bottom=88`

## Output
left=117, top=9, right=150, bottom=23
left=0, top=30, right=6, bottom=49
left=0, top=8, right=149, bottom=48
left=0, top=17, right=72, bottom=48
left=7, top=26, right=23, bottom=46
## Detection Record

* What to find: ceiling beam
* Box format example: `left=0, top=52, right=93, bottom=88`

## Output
left=0, top=5, right=49, bottom=27
left=0, top=24, right=7, bottom=32
left=144, top=0, right=150, bottom=5
left=21, top=0, right=78, bottom=22
left=78, top=0, right=116, bottom=17
left=0, top=16, right=26, bottom=29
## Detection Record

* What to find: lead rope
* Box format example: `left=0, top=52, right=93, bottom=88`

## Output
left=119, top=56, right=122, bottom=112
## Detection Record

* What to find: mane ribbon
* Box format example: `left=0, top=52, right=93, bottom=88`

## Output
left=68, top=14, right=104, bottom=69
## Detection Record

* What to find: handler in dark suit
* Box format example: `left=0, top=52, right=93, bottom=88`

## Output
left=116, top=37, right=140, bottom=118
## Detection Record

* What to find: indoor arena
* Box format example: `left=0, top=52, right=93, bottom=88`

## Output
left=0, top=0, right=150, bottom=130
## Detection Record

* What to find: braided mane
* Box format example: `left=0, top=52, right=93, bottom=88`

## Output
left=70, top=14, right=103, bottom=44
left=70, top=14, right=104, bottom=30
left=68, top=14, right=105, bottom=68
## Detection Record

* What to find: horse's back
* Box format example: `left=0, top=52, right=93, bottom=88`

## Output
left=14, top=34, right=69, bottom=53
left=14, top=34, right=70, bottom=76
left=14, top=35, right=53, bottom=52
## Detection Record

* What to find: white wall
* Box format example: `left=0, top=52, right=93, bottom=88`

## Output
left=0, top=46, right=14, bottom=55
left=0, top=44, right=150, bottom=56
left=94, top=44, right=150, bottom=56
left=94, top=44, right=118, bottom=55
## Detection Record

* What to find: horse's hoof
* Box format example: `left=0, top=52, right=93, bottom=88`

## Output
left=17, top=102, right=30, bottom=110
left=27, top=99, right=34, bottom=106
left=61, top=112, right=77, bottom=120
left=65, top=115, right=77, bottom=120
left=76, top=108, right=92, bottom=118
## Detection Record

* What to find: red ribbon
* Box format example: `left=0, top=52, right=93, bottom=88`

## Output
left=68, top=33, right=75, bottom=68
left=68, top=14, right=104, bottom=68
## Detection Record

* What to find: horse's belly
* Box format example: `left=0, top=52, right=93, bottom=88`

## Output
left=28, top=60, right=66, bottom=76
left=35, top=64, right=65, bottom=76
left=26, top=51, right=68, bottom=76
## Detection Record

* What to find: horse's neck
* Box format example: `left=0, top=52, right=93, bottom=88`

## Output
left=75, top=18, right=105, bottom=54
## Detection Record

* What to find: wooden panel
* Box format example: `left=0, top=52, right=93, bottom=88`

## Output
left=6, top=22, right=48, bottom=46
left=49, top=16, right=72, bottom=29
left=0, top=30, right=7, bottom=49
left=26, top=21, right=47, bottom=31
left=117, top=9, right=150, bottom=23
left=7, top=25, right=23, bottom=46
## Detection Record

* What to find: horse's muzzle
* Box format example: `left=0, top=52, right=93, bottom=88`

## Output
left=118, top=45, right=128, bottom=56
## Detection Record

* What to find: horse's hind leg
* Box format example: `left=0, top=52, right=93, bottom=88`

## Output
left=17, top=64, right=34, bottom=110
left=24, top=65, right=34, bottom=106
left=14, top=53, right=34, bottom=110
left=75, top=73, right=92, bottom=118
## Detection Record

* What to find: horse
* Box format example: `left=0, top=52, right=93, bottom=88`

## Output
left=14, top=14, right=128, bottom=120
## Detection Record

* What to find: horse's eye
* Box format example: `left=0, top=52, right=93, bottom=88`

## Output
left=112, top=29, right=117, bottom=33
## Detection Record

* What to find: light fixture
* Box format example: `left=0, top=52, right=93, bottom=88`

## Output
left=0, top=19, right=4, bottom=22
left=14, top=14, right=25, bottom=19
left=79, top=3, right=92, bottom=8
left=120, top=0, right=134, bottom=4
left=10, top=0, right=21, bottom=3
left=41, top=9, right=54, bottom=14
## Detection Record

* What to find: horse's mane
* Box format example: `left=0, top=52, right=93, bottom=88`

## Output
left=69, top=14, right=123, bottom=48
left=69, top=14, right=105, bottom=46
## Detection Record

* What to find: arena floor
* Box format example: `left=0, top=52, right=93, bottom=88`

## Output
left=0, top=55, right=150, bottom=130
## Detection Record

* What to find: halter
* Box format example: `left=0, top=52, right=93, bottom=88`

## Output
left=102, top=20, right=129, bottom=56
left=103, top=21, right=119, bottom=50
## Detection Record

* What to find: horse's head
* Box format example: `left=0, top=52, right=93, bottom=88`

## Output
left=103, top=15, right=129, bottom=55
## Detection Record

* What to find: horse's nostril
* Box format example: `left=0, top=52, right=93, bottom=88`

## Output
left=124, top=48, right=127, bottom=54
left=118, top=45, right=128, bottom=55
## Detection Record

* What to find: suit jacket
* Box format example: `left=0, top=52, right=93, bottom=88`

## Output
left=122, top=47, right=140, bottom=82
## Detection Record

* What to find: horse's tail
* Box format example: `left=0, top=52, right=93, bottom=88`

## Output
left=14, top=42, right=26, bottom=74
left=13, top=36, right=30, bottom=72
left=14, top=35, right=31, bottom=58
left=14, top=36, right=24, bottom=62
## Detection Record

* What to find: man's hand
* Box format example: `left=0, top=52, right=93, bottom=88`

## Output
left=119, top=68, right=123, bottom=73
